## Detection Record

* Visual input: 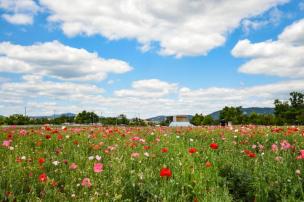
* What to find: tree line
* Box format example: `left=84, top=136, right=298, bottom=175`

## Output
left=190, top=91, right=303, bottom=126
left=0, top=111, right=147, bottom=126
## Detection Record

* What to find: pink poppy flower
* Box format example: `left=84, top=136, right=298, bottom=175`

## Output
left=131, top=152, right=140, bottom=158
left=69, top=163, right=78, bottom=170
left=280, top=140, right=291, bottom=150
left=2, top=140, right=11, bottom=148
left=131, top=136, right=140, bottom=141
left=19, top=129, right=27, bottom=136
left=296, top=150, right=304, bottom=160
left=81, top=178, right=92, bottom=188
left=275, top=156, right=283, bottom=162
left=271, top=144, right=278, bottom=152
left=93, top=163, right=103, bottom=173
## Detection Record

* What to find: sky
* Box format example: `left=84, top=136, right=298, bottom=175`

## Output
left=0, top=0, right=304, bottom=118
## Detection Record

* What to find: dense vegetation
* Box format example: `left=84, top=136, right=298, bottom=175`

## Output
left=1, top=125, right=304, bottom=201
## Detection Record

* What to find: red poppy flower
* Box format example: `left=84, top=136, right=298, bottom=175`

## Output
left=210, top=143, right=218, bottom=150
left=205, top=161, right=212, bottom=168
left=51, top=180, right=58, bottom=187
left=144, top=146, right=150, bottom=150
left=57, top=134, right=63, bottom=140
left=243, top=150, right=256, bottom=158
left=16, top=157, right=22, bottom=163
left=38, top=158, right=45, bottom=165
left=188, top=147, right=197, bottom=154
left=248, top=153, right=256, bottom=158
left=160, top=168, right=172, bottom=177
left=39, top=173, right=47, bottom=182
left=161, top=148, right=169, bottom=153
left=7, top=133, right=13, bottom=139
left=45, top=135, right=51, bottom=140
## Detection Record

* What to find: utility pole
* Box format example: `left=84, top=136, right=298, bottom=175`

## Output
left=24, top=107, right=27, bottom=117
left=53, top=110, right=56, bottom=124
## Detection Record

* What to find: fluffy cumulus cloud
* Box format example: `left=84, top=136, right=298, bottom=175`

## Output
left=232, top=18, right=304, bottom=78
left=0, top=74, right=103, bottom=104
left=39, top=0, right=288, bottom=57
left=179, top=80, right=304, bottom=110
left=0, top=0, right=39, bottom=25
left=114, top=79, right=178, bottom=98
left=0, top=41, right=133, bottom=81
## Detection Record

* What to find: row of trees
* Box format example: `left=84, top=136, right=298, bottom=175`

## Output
left=218, top=107, right=278, bottom=125
left=274, top=92, right=304, bottom=125
left=0, top=111, right=147, bottom=126
left=186, top=91, right=303, bottom=126
left=190, top=114, right=216, bottom=126
left=193, top=91, right=303, bottom=126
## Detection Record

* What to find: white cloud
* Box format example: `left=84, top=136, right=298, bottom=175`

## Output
left=0, top=75, right=103, bottom=100
left=39, top=0, right=288, bottom=57
left=114, top=79, right=178, bottom=98
left=0, top=0, right=39, bottom=25
left=0, top=41, right=133, bottom=81
left=0, top=77, right=303, bottom=118
left=232, top=18, right=304, bottom=78
left=177, top=80, right=304, bottom=115
left=2, top=13, right=33, bottom=24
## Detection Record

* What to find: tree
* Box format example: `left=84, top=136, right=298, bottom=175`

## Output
left=289, top=92, right=304, bottom=109
left=160, top=116, right=172, bottom=126
left=117, top=114, right=129, bottom=125
left=129, top=117, right=146, bottom=126
left=219, top=106, right=243, bottom=124
left=75, top=111, right=99, bottom=124
left=202, top=115, right=214, bottom=125
left=191, top=114, right=204, bottom=126
left=6, top=114, right=30, bottom=125
left=0, top=116, right=6, bottom=125
left=274, top=92, right=304, bottom=125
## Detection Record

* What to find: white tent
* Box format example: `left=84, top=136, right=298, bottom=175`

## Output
left=169, top=121, right=193, bottom=127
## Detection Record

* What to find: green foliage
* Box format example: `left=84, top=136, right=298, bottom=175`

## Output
left=75, top=111, right=99, bottom=124
left=190, top=114, right=204, bottom=126
left=100, top=114, right=131, bottom=125
left=0, top=116, right=5, bottom=125
left=202, top=115, right=214, bottom=125
left=129, top=117, right=147, bottom=126
left=160, top=116, right=172, bottom=126
left=219, top=165, right=255, bottom=202
left=219, top=106, right=243, bottom=124
left=190, top=114, right=215, bottom=126
left=5, top=114, right=30, bottom=125
left=274, top=91, right=304, bottom=125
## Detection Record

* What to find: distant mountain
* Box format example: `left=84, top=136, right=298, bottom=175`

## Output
left=209, top=107, right=274, bottom=120
left=147, top=115, right=193, bottom=122
left=31, top=113, right=76, bottom=119
left=146, top=115, right=167, bottom=122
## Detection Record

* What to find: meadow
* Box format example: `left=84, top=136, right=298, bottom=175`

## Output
left=1, top=125, right=304, bottom=201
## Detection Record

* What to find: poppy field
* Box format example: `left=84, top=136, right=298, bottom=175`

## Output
left=1, top=125, right=304, bottom=201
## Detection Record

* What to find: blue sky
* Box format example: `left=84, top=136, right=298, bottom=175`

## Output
left=0, top=0, right=303, bottom=118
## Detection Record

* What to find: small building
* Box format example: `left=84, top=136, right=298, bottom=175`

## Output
left=169, top=115, right=193, bottom=127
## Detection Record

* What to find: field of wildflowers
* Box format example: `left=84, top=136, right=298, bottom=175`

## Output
left=1, top=125, right=304, bottom=201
